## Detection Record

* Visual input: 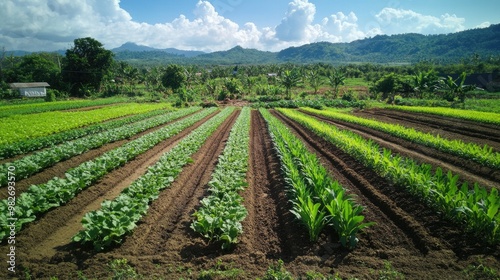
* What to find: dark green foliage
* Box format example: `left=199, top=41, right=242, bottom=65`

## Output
left=372, top=73, right=398, bottom=100
left=7, top=53, right=61, bottom=86
left=62, top=37, right=113, bottom=96
left=161, top=64, right=186, bottom=91
left=44, top=89, right=56, bottom=102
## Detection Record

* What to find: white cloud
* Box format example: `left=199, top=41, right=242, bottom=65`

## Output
left=319, top=12, right=380, bottom=42
left=0, top=1, right=475, bottom=53
left=375, top=8, right=465, bottom=34
left=275, top=0, right=316, bottom=41
left=476, top=21, right=491, bottom=29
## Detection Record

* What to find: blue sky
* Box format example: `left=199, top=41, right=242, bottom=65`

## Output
left=120, top=0, right=497, bottom=28
left=0, top=0, right=498, bottom=52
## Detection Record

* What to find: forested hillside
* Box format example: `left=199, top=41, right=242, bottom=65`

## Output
left=109, top=24, right=500, bottom=65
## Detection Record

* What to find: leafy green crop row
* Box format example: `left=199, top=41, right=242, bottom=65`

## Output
left=73, top=107, right=236, bottom=251
left=0, top=97, right=130, bottom=118
left=0, top=108, right=218, bottom=242
left=0, top=108, right=174, bottom=159
left=0, top=107, right=201, bottom=187
left=387, top=105, right=500, bottom=125
left=260, top=109, right=373, bottom=248
left=191, top=107, right=251, bottom=249
left=0, top=102, right=171, bottom=145
left=301, top=107, right=500, bottom=169
left=279, top=108, right=500, bottom=245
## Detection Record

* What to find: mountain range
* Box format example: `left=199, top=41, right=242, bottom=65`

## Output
left=9, top=24, right=500, bottom=65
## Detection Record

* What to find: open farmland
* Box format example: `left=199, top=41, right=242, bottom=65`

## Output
left=0, top=101, right=499, bottom=279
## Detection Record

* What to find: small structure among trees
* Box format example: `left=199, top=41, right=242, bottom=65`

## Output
left=10, top=82, right=50, bottom=97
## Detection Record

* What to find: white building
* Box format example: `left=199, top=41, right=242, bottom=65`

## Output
left=10, top=82, right=50, bottom=97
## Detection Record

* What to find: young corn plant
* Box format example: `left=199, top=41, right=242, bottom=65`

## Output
left=325, top=193, right=374, bottom=249
left=290, top=197, right=326, bottom=242
left=260, top=108, right=373, bottom=247
left=279, top=108, right=500, bottom=245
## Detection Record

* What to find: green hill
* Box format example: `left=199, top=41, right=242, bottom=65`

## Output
left=110, top=23, right=500, bottom=65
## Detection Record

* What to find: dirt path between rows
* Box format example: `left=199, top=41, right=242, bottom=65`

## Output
left=300, top=110, right=500, bottom=190
left=273, top=110, right=500, bottom=278
left=352, top=108, right=500, bottom=151
left=0, top=111, right=217, bottom=279
left=0, top=110, right=201, bottom=200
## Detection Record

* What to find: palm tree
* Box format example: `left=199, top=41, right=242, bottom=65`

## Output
left=327, top=68, right=346, bottom=98
left=279, top=69, right=301, bottom=99
left=307, top=70, right=323, bottom=94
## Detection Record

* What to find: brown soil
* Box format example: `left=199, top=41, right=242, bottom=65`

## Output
left=0, top=110, right=203, bottom=200
left=1, top=109, right=499, bottom=280
left=352, top=108, right=500, bottom=151
left=272, top=110, right=500, bottom=278
left=302, top=109, right=500, bottom=190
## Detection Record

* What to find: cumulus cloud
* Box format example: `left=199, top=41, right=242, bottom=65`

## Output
left=319, top=12, right=381, bottom=42
left=0, top=0, right=474, bottom=53
left=375, top=8, right=466, bottom=34
left=0, top=0, right=133, bottom=50
left=275, top=0, right=316, bottom=41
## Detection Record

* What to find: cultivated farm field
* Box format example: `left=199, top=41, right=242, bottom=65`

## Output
left=0, top=101, right=499, bottom=279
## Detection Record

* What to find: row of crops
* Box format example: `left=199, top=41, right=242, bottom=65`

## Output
left=279, top=108, right=500, bottom=245
left=191, top=107, right=251, bottom=249
left=0, top=102, right=171, bottom=145
left=0, top=100, right=498, bottom=255
left=387, top=105, right=500, bottom=125
left=0, top=107, right=201, bottom=187
left=0, top=97, right=129, bottom=118
left=261, top=109, right=373, bottom=247
left=302, top=107, right=500, bottom=169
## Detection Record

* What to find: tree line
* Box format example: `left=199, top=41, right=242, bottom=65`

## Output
left=1, top=37, right=498, bottom=104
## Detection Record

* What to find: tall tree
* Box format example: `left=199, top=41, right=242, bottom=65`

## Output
left=62, top=37, right=113, bottom=96
left=161, top=64, right=186, bottom=92
left=327, top=68, right=346, bottom=98
left=9, top=53, right=60, bottom=86
left=279, top=69, right=301, bottom=99
left=307, top=70, right=323, bottom=94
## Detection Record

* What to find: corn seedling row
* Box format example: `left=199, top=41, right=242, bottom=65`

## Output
left=260, top=109, right=373, bottom=248
left=0, top=108, right=218, bottom=241
left=387, top=105, right=500, bottom=125
left=73, top=107, right=235, bottom=251
left=0, top=107, right=201, bottom=187
left=301, top=107, right=500, bottom=169
left=279, top=108, right=500, bottom=245
left=191, top=107, right=251, bottom=250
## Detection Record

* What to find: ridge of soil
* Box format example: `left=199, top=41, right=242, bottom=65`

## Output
left=1, top=109, right=499, bottom=280
left=0, top=110, right=204, bottom=199
left=352, top=108, right=500, bottom=150
left=300, top=109, right=500, bottom=190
